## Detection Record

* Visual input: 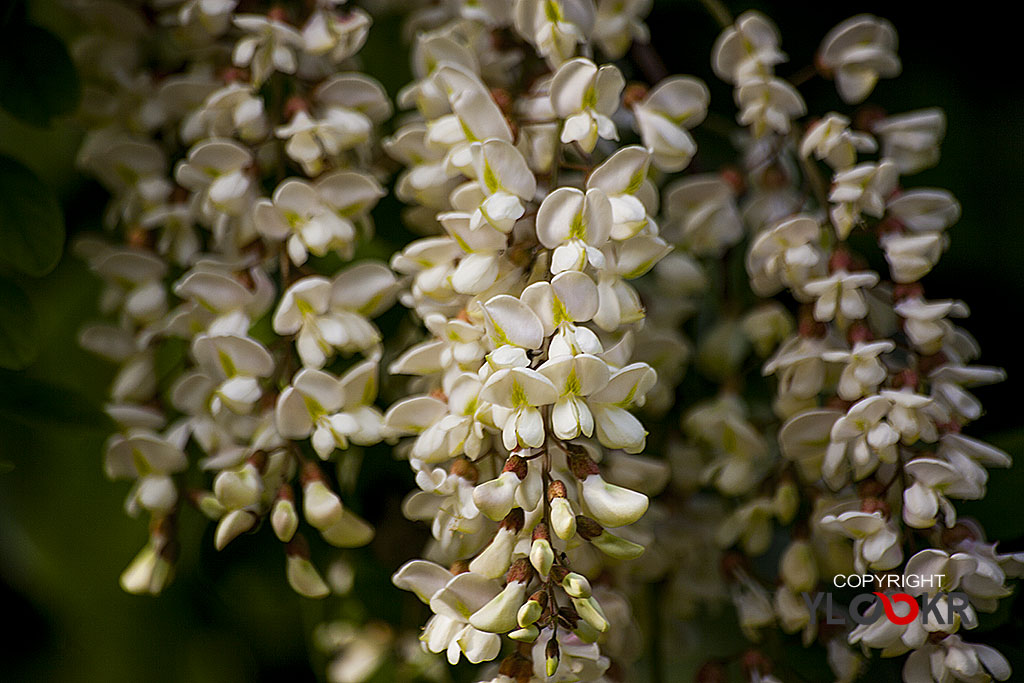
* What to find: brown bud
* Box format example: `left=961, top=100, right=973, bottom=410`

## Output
left=941, top=522, right=977, bottom=548
left=893, top=282, right=924, bottom=302
left=266, top=6, right=289, bottom=23
left=567, top=451, right=600, bottom=480
left=300, top=461, right=325, bottom=485
left=622, top=82, right=648, bottom=109
left=506, top=558, right=535, bottom=585
left=532, top=522, right=550, bottom=542
left=860, top=497, right=890, bottom=517
left=449, top=560, right=470, bottom=575
left=503, top=454, right=529, bottom=480
left=286, top=533, right=311, bottom=559
left=917, top=352, right=948, bottom=376
left=719, top=551, right=747, bottom=581
left=857, top=480, right=886, bottom=500
left=557, top=604, right=580, bottom=629
left=428, top=388, right=447, bottom=402
left=547, top=479, right=568, bottom=501
left=283, top=95, right=308, bottom=119
left=828, top=247, right=856, bottom=273
left=500, top=507, right=526, bottom=533
left=575, top=515, right=603, bottom=540
left=498, top=653, right=533, bottom=681
left=450, top=458, right=479, bottom=483
left=528, top=590, right=548, bottom=607
left=847, top=322, right=875, bottom=345
left=720, top=166, right=745, bottom=195
left=893, top=369, right=919, bottom=390
left=276, top=483, right=295, bottom=503
left=549, top=564, right=569, bottom=584
left=247, top=450, right=267, bottom=472
left=853, top=104, right=887, bottom=132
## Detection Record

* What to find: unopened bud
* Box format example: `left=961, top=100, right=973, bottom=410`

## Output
left=286, top=553, right=330, bottom=599
left=550, top=497, right=577, bottom=540
left=214, top=509, right=256, bottom=550
left=509, top=624, right=540, bottom=642
left=572, top=595, right=609, bottom=632
left=561, top=572, right=591, bottom=598
left=271, top=498, right=299, bottom=542
left=529, top=537, right=554, bottom=578
left=303, top=480, right=343, bottom=530
left=545, top=635, right=560, bottom=676
left=517, top=595, right=544, bottom=628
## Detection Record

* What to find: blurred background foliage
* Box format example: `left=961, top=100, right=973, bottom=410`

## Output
left=1, top=0, right=1022, bottom=681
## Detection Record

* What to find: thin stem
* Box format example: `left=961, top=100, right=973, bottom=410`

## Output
left=697, top=0, right=733, bottom=29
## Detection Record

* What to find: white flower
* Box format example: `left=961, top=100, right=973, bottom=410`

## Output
left=823, top=394, right=898, bottom=487
left=872, top=108, right=945, bottom=174
left=712, top=11, right=785, bottom=84
left=746, top=215, right=825, bottom=297
left=903, top=636, right=1011, bottom=683
left=392, top=561, right=503, bottom=664
left=538, top=353, right=611, bottom=440
left=633, top=76, right=709, bottom=172
left=302, top=7, right=371, bottom=62
left=585, top=145, right=657, bottom=240
left=822, top=340, right=894, bottom=401
left=178, top=334, right=274, bottom=415
left=514, top=0, right=595, bottom=67
left=820, top=509, right=903, bottom=573
left=819, top=14, right=901, bottom=104
left=232, top=14, right=305, bottom=87
left=663, top=174, right=743, bottom=256
left=481, top=367, right=558, bottom=450
left=903, top=457, right=959, bottom=528
left=736, top=77, right=806, bottom=137
left=468, top=139, right=537, bottom=234
left=894, top=296, right=969, bottom=355
left=803, top=269, right=879, bottom=322
left=881, top=231, right=946, bottom=283
left=592, top=0, right=651, bottom=59
left=829, top=160, right=898, bottom=239
left=587, top=362, right=657, bottom=453
left=887, top=188, right=961, bottom=233
left=550, top=58, right=624, bottom=153
left=275, top=109, right=371, bottom=176
left=800, top=112, right=876, bottom=169
left=536, top=187, right=612, bottom=273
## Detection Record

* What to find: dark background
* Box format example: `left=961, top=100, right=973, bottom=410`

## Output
left=1, top=0, right=1021, bottom=681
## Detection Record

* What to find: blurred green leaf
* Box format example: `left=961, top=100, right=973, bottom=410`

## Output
left=0, top=370, right=110, bottom=428
left=0, top=277, right=38, bottom=369
left=0, top=24, right=81, bottom=126
left=0, top=155, right=65, bottom=276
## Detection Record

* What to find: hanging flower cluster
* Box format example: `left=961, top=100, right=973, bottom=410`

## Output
left=71, top=0, right=398, bottom=606
left=66, top=1, right=1019, bottom=682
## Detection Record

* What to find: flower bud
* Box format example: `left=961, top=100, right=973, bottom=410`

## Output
left=545, top=635, right=560, bottom=676
left=189, top=490, right=226, bottom=520
left=529, top=523, right=554, bottom=578
left=780, top=539, right=818, bottom=593
left=571, top=595, right=609, bottom=632
left=473, top=470, right=522, bottom=521
left=468, top=559, right=532, bottom=633
left=576, top=515, right=645, bottom=560
left=561, top=572, right=591, bottom=598
left=470, top=509, right=524, bottom=579
left=286, top=537, right=330, bottom=598
left=548, top=481, right=577, bottom=539
left=213, top=462, right=262, bottom=509
left=321, top=509, right=375, bottom=547
left=773, top=479, right=799, bottom=524
left=579, top=474, right=649, bottom=528
left=517, top=590, right=547, bottom=627
left=271, top=498, right=299, bottom=542
left=120, top=540, right=174, bottom=595
left=303, top=479, right=343, bottom=530
left=214, top=509, right=256, bottom=550
left=508, top=624, right=540, bottom=642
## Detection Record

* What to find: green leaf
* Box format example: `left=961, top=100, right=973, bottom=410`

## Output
left=0, top=155, right=65, bottom=276
left=0, top=369, right=110, bottom=429
left=0, top=277, right=38, bottom=369
left=0, top=24, right=81, bottom=126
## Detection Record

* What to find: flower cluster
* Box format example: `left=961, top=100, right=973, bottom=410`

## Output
left=68, top=1, right=1019, bottom=682
left=72, top=0, right=398, bottom=609
left=383, top=2, right=696, bottom=679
